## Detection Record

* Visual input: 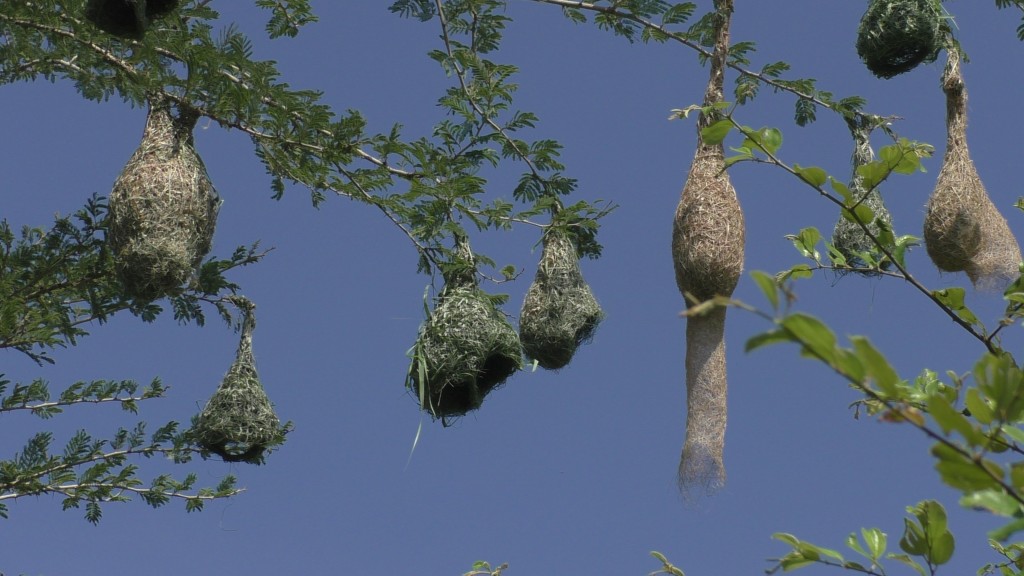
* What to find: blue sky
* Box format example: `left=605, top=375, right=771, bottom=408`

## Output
left=2, top=2, right=1023, bottom=574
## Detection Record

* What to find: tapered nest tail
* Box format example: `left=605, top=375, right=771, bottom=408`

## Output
left=107, top=95, right=221, bottom=301
left=856, top=0, right=944, bottom=79
left=519, top=230, right=604, bottom=370
left=923, top=49, right=1021, bottom=288
left=678, top=307, right=728, bottom=498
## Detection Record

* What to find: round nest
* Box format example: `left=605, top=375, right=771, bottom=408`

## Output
left=672, top=145, right=745, bottom=304
left=85, top=0, right=180, bottom=39
left=856, top=0, right=944, bottom=79
left=832, top=118, right=895, bottom=271
left=924, top=50, right=1022, bottom=288
left=519, top=230, right=604, bottom=370
left=193, top=299, right=284, bottom=464
left=107, top=97, right=220, bottom=301
left=409, top=284, right=522, bottom=421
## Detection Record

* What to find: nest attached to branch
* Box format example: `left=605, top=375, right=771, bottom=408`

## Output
left=671, top=0, right=745, bottom=500
left=519, top=229, right=604, bottom=370
left=923, top=50, right=1021, bottom=289
left=856, top=0, right=944, bottom=79
left=107, top=96, right=220, bottom=301
left=85, top=0, right=180, bottom=39
left=408, top=239, right=522, bottom=421
left=193, top=298, right=285, bottom=464
left=832, top=118, right=895, bottom=271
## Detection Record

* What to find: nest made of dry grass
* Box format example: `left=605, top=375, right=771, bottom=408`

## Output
left=193, top=298, right=285, bottom=464
left=856, top=0, right=944, bottom=79
left=85, top=0, right=180, bottom=39
left=923, top=49, right=1021, bottom=289
left=672, top=145, right=745, bottom=304
left=519, top=229, right=603, bottom=370
left=107, top=96, right=220, bottom=301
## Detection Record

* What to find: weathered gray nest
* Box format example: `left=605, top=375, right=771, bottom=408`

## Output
left=832, top=118, right=895, bottom=271
left=924, top=50, right=1021, bottom=289
left=672, top=145, right=745, bottom=304
left=679, top=307, right=728, bottom=497
left=856, top=0, right=944, bottom=79
left=193, top=298, right=284, bottom=464
left=408, top=241, right=522, bottom=421
left=107, top=96, right=220, bottom=301
left=519, top=230, right=604, bottom=370
left=85, top=0, right=180, bottom=40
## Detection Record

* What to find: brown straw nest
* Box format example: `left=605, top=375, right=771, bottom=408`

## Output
left=670, top=0, right=745, bottom=500
left=193, top=297, right=286, bottom=464
left=107, top=96, right=220, bottom=301
left=407, top=238, right=523, bottom=422
left=831, top=117, right=894, bottom=271
left=519, top=229, right=604, bottom=370
left=85, top=0, right=180, bottom=39
left=856, top=0, right=944, bottom=79
left=923, top=49, right=1021, bottom=289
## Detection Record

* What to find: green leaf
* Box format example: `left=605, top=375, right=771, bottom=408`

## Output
left=961, top=489, right=1023, bottom=517
left=932, top=443, right=1003, bottom=492
left=745, top=328, right=794, bottom=353
left=850, top=337, right=900, bottom=395
left=927, top=394, right=984, bottom=446
left=793, top=164, right=827, bottom=187
left=862, top=528, right=887, bottom=560
left=932, top=288, right=981, bottom=327
left=750, top=270, right=780, bottom=310
left=887, top=554, right=927, bottom=576
left=701, top=119, right=733, bottom=145
left=780, top=313, right=837, bottom=363
left=787, top=227, right=821, bottom=260
left=989, top=517, right=1024, bottom=542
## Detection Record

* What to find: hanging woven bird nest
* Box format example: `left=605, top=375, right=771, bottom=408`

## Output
left=407, top=239, right=523, bottom=421
left=923, top=49, right=1021, bottom=289
left=193, top=297, right=285, bottom=464
left=856, top=0, right=944, bottom=79
left=85, top=0, right=180, bottom=40
left=107, top=96, right=220, bottom=301
left=831, top=117, right=895, bottom=271
left=519, top=229, right=604, bottom=370
left=671, top=0, right=745, bottom=500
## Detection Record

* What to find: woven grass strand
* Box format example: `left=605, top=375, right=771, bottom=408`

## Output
left=408, top=238, right=522, bottom=421
left=519, top=229, right=604, bottom=370
left=923, top=49, right=1021, bottom=289
left=831, top=117, right=894, bottom=271
left=856, top=0, right=943, bottom=79
left=671, top=0, right=744, bottom=499
left=107, top=96, right=220, bottom=301
left=193, top=298, right=284, bottom=464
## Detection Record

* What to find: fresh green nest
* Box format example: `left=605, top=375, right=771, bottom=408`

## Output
left=193, top=299, right=286, bottom=464
left=407, top=243, right=522, bottom=422
left=107, top=97, right=220, bottom=301
left=519, top=230, right=603, bottom=370
left=856, top=0, right=944, bottom=79
left=85, top=0, right=180, bottom=39
left=832, top=118, right=895, bottom=272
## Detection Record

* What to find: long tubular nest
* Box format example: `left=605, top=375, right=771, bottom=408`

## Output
left=107, top=95, right=221, bottom=301
left=193, top=298, right=285, bottom=464
left=408, top=238, right=522, bottom=421
left=856, top=0, right=944, bottom=79
left=519, top=229, right=604, bottom=371
left=831, top=117, right=894, bottom=271
left=671, top=0, right=744, bottom=499
left=923, top=49, right=1021, bottom=289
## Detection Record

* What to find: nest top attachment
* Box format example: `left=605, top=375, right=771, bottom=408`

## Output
left=856, top=0, right=945, bottom=79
